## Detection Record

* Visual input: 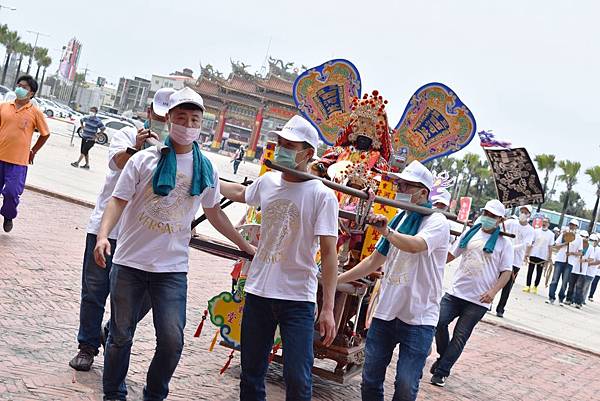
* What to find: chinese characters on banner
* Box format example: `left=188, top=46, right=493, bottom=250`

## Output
left=360, top=175, right=397, bottom=259
left=457, top=197, right=472, bottom=222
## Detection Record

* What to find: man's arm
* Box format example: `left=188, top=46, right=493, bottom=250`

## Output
left=29, top=135, right=50, bottom=164
left=367, top=214, right=427, bottom=254
left=337, top=251, right=387, bottom=284
left=204, top=205, right=255, bottom=255
left=112, top=129, right=158, bottom=170
left=220, top=181, right=247, bottom=203
left=93, top=197, right=128, bottom=267
left=480, top=270, right=512, bottom=304
left=317, top=235, right=338, bottom=347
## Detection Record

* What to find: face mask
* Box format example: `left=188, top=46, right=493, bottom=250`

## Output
left=395, top=192, right=412, bottom=203
left=519, top=214, right=530, bottom=223
left=15, top=87, right=29, bottom=100
left=150, top=120, right=169, bottom=143
left=542, top=226, right=549, bottom=231
left=169, top=123, right=200, bottom=145
left=90, top=112, right=97, bottom=117
left=480, top=216, right=498, bottom=231
left=274, top=146, right=307, bottom=170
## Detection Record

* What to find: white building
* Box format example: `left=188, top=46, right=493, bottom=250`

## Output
left=148, top=73, right=195, bottom=103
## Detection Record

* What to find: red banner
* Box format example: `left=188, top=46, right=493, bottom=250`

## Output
left=457, top=197, right=472, bottom=222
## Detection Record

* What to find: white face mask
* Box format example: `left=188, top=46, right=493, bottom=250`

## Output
left=395, top=192, right=412, bottom=203
left=519, top=213, right=530, bottom=223
left=169, top=123, right=201, bottom=145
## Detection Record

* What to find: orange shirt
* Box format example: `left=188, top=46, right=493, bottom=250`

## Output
left=0, top=101, right=50, bottom=166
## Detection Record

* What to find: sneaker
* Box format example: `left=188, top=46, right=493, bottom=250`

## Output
left=2, top=218, right=13, bottom=233
left=575, top=304, right=582, bottom=309
left=522, top=286, right=530, bottom=293
left=431, top=374, right=447, bottom=387
left=69, top=346, right=96, bottom=371
left=70, top=162, right=79, bottom=167
left=545, top=299, right=555, bottom=305
left=559, top=300, right=564, bottom=306
left=565, top=300, right=572, bottom=306
left=430, top=359, right=439, bottom=375
left=496, top=311, right=504, bottom=318
left=531, top=286, right=538, bottom=294
left=589, top=298, right=594, bottom=302
left=80, top=164, right=90, bottom=170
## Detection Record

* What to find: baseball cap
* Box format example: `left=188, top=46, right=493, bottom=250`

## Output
left=270, top=115, right=319, bottom=150
left=431, top=189, right=451, bottom=206
left=590, top=233, right=598, bottom=241
left=151, top=88, right=176, bottom=117
left=168, top=87, right=205, bottom=112
left=580, top=230, right=589, bottom=238
left=483, top=199, right=506, bottom=217
left=520, top=205, right=533, bottom=214
left=389, top=160, right=434, bottom=190
left=569, top=218, right=579, bottom=227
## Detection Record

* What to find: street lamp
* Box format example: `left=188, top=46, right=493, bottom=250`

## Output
left=0, top=4, right=16, bottom=13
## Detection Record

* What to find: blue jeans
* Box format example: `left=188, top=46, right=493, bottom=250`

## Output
left=434, top=294, right=487, bottom=377
left=77, top=234, right=151, bottom=353
left=589, top=276, right=600, bottom=299
left=566, top=273, right=584, bottom=303
left=103, top=264, right=187, bottom=401
left=548, top=261, right=572, bottom=301
left=240, top=293, right=315, bottom=401
left=578, top=276, right=593, bottom=304
left=361, top=317, right=435, bottom=401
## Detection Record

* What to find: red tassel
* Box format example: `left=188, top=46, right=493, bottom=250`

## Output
left=220, top=350, right=235, bottom=375
left=268, top=343, right=281, bottom=363
left=193, top=309, right=208, bottom=337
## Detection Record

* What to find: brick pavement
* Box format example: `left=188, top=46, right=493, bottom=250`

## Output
left=1, top=190, right=600, bottom=401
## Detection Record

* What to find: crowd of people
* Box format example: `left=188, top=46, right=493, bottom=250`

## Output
left=2, top=77, right=599, bottom=401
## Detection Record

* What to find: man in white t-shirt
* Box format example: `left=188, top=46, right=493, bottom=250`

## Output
left=582, top=234, right=600, bottom=305
left=94, top=87, right=255, bottom=401
left=546, top=219, right=583, bottom=305
left=69, top=88, right=175, bottom=372
left=338, top=160, right=450, bottom=401
left=568, top=231, right=592, bottom=307
left=220, top=115, right=339, bottom=401
left=523, top=217, right=554, bottom=294
left=495, top=205, right=534, bottom=317
left=431, top=199, right=514, bottom=387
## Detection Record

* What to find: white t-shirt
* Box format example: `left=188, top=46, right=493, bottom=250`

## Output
left=243, top=172, right=339, bottom=303
left=571, top=243, right=591, bottom=275
left=449, top=230, right=514, bottom=308
left=554, top=232, right=584, bottom=266
left=87, top=127, right=137, bottom=239
left=529, top=228, right=555, bottom=261
left=505, top=219, right=534, bottom=268
left=374, top=212, right=450, bottom=326
left=112, top=147, right=220, bottom=273
left=591, top=247, right=600, bottom=277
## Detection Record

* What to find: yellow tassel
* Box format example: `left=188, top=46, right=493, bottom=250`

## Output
left=209, top=330, right=219, bottom=352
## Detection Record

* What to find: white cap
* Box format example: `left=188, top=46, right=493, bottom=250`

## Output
left=519, top=205, right=533, bottom=214
left=168, top=87, right=205, bottom=112
left=590, top=233, right=598, bottom=241
left=553, top=227, right=560, bottom=232
left=151, top=88, right=176, bottom=117
left=431, top=189, right=451, bottom=206
left=483, top=199, right=506, bottom=217
left=389, top=160, right=434, bottom=190
left=580, top=230, right=589, bottom=238
left=271, top=115, right=319, bottom=150
left=569, top=218, right=579, bottom=227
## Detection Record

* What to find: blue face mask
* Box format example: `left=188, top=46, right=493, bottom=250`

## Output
left=480, top=216, right=498, bottom=231
left=275, top=146, right=306, bottom=169
left=15, top=87, right=29, bottom=100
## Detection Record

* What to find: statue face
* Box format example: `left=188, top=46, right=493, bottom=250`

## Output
left=355, top=135, right=373, bottom=151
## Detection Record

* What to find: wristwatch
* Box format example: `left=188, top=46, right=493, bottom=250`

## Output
left=126, top=146, right=138, bottom=156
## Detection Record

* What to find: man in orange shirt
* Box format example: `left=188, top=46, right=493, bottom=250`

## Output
left=0, top=75, right=50, bottom=232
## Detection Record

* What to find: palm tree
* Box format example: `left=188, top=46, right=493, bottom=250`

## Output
left=0, top=29, right=20, bottom=85
left=33, top=47, right=48, bottom=81
left=473, top=161, right=492, bottom=203
left=39, top=55, right=52, bottom=92
left=534, top=154, right=557, bottom=211
left=462, top=153, right=481, bottom=196
left=13, top=41, right=31, bottom=85
left=585, top=166, right=600, bottom=232
left=557, top=160, right=581, bottom=227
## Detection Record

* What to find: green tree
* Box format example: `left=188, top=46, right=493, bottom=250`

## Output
left=557, top=160, right=581, bottom=227
left=33, top=47, right=48, bottom=81
left=12, top=41, right=31, bottom=85
left=461, top=153, right=481, bottom=196
left=39, top=55, right=52, bottom=93
left=0, top=29, right=21, bottom=85
left=585, top=166, right=600, bottom=232
left=534, top=154, right=557, bottom=211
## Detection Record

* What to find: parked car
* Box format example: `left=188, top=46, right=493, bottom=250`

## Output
left=78, top=115, right=135, bottom=145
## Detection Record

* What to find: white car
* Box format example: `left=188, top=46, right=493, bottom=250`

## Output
left=78, top=115, right=135, bottom=145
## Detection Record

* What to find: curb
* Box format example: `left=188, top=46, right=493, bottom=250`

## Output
left=25, top=184, right=95, bottom=210
left=480, top=318, right=600, bottom=358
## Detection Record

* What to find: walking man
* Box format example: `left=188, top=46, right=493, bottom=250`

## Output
left=496, top=205, right=534, bottom=317
left=94, top=87, right=255, bottom=401
left=565, top=230, right=589, bottom=305
left=0, top=75, right=50, bottom=232
left=523, top=217, right=554, bottom=294
left=546, top=219, right=583, bottom=305
left=69, top=88, right=175, bottom=372
left=574, top=233, right=598, bottom=308
left=220, top=115, right=339, bottom=401
left=338, top=160, right=450, bottom=401
left=232, top=145, right=245, bottom=174
left=71, top=106, right=105, bottom=169
left=430, top=199, right=513, bottom=386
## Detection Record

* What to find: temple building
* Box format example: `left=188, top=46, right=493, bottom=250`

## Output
left=188, top=58, right=300, bottom=160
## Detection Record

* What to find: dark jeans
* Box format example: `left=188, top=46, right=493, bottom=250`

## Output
left=589, top=276, right=600, bottom=299
left=77, top=233, right=151, bottom=353
left=548, top=261, right=572, bottom=301
left=496, top=266, right=520, bottom=314
left=361, top=317, right=435, bottom=401
left=233, top=160, right=241, bottom=174
left=566, top=273, right=584, bottom=303
left=434, top=294, right=487, bottom=377
left=0, top=160, right=27, bottom=220
left=574, top=275, right=593, bottom=305
left=526, top=256, right=546, bottom=287
left=240, top=293, right=315, bottom=401
left=103, top=264, right=187, bottom=401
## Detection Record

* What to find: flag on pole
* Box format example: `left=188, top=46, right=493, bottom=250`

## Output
left=478, top=130, right=512, bottom=148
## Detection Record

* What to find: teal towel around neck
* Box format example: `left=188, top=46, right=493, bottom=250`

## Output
left=152, top=137, right=214, bottom=196
left=376, top=202, right=433, bottom=257
left=458, top=223, right=500, bottom=254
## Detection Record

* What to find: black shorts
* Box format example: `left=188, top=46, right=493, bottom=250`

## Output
left=80, top=138, right=96, bottom=155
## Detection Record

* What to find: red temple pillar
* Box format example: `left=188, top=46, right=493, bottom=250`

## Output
left=246, top=106, right=264, bottom=160
left=211, top=104, right=228, bottom=150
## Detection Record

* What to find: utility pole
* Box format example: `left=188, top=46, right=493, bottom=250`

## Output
left=25, top=30, right=49, bottom=74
